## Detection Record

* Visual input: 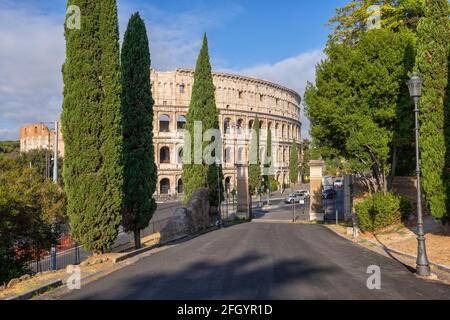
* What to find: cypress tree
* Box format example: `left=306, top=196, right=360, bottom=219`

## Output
left=183, top=34, right=224, bottom=210
left=121, top=13, right=157, bottom=249
left=263, top=128, right=275, bottom=193
left=61, top=0, right=123, bottom=253
left=249, top=116, right=261, bottom=194
left=289, top=140, right=299, bottom=187
left=414, top=0, right=450, bottom=221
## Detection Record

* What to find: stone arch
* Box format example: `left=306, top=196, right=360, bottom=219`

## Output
left=177, top=115, right=186, bottom=130
left=159, top=114, right=170, bottom=132
left=160, top=178, right=170, bottom=195
left=160, top=146, right=170, bottom=164
left=224, top=117, right=232, bottom=134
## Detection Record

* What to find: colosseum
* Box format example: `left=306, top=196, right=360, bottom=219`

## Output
left=20, top=68, right=302, bottom=197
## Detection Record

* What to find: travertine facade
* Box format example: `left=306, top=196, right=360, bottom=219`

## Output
left=20, top=68, right=302, bottom=196
left=20, top=123, right=64, bottom=157
left=152, top=68, right=302, bottom=196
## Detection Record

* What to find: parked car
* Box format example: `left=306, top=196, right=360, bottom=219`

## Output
left=295, top=189, right=310, bottom=199
left=334, top=178, right=344, bottom=188
left=285, top=192, right=309, bottom=204
left=322, top=176, right=334, bottom=191
left=322, top=189, right=336, bottom=199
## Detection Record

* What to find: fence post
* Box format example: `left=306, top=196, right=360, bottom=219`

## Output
left=74, top=241, right=80, bottom=265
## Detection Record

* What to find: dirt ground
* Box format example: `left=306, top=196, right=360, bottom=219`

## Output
left=0, top=253, right=122, bottom=299
left=363, top=225, right=450, bottom=267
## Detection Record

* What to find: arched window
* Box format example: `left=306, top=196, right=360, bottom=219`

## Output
left=179, top=84, right=185, bottom=93
left=223, top=118, right=231, bottom=134
left=177, top=115, right=186, bottom=130
left=225, top=177, right=231, bottom=193
left=177, top=179, right=183, bottom=194
left=160, top=147, right=170, bottom=164
left=249, top=120, right=254, bottom=130
left=177, top=148, right=183, bottom=164
left=160, top=179, right=170, bottom=195
left=238, top=147, right=245, bottom=164
left=282, top=124, right=286, bottom=138
left=268, top=122, right=272, bottom=131
left=259, top=121, right=264, bottom=130
left=159, top=115, right=170, bottom=132
left=236, top=119, right=244, bottom=133
left=224, top=147, right=232, bottom=164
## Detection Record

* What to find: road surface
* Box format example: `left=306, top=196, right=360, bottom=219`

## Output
left=61, top=221, right=450, bottom=300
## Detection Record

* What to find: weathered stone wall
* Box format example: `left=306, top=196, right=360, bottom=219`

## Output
left=161, top=188, right=213, bottom=240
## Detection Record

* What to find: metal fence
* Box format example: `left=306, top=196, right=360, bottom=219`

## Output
left=27, top=216, right=174, bottom=275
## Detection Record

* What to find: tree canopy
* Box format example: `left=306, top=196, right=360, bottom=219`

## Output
left=305, top=28, right=416, bottom=193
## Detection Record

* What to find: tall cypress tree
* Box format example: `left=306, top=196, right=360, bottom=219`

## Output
left=263, top=127, right=274, bottom=193
left=183, top=34, right=224, bottom=210
left=289, top=140, right=299, bottom=187
left=414, top=0, right=450, bottom=221
left=249, top=116, right=261, bottom=194
left=121, top=13, right=157, bottom=249
left=61, top=0, right=123, bottom=253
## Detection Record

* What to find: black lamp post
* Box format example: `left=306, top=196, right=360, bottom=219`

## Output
left=406, top=72, right=431, bottom=277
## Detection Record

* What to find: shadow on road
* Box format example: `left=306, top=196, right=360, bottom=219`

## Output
left=74, top=253, right=336, bottom=300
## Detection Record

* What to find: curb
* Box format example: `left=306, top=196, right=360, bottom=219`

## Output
left=324, top=225, right=450, bottom=275
left=112, top=234, right=188, bottom=264
left=5, top=280, right=63, bottom=300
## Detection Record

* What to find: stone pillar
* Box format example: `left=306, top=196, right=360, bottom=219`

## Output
left=236, top=164, right=251, bottom=219
left=309, top=160, right=325, bottom=221
left=344, top=175, right=354, bottom=221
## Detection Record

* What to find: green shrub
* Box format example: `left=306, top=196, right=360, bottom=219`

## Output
left=355, top=192, right=411, bottom=232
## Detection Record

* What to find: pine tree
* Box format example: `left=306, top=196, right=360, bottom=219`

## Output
left=183, top=34, right=224, bottom=210
left=289, top=140, right=299, bottom=187
left=61, top=0, right=123, bottom=253
left=414, top=0, right=450, bottom=221
left=121, top=13, right=157, bottom=249
left=249, top=116, right=261, bottom=194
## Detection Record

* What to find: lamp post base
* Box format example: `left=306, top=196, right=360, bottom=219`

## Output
left=416, top=264, right=431, bottom=277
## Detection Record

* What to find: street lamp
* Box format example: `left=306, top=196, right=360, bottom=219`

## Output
left=406, top=72, right=431, bottom=277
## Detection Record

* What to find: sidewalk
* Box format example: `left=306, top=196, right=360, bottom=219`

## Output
left=326, top=215, right=450, bottom=282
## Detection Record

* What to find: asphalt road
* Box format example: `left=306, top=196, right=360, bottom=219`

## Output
left=62, top=222, right=450, bottom=300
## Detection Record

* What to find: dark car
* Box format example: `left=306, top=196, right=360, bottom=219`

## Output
left=322, top=189, right=336, bottom=199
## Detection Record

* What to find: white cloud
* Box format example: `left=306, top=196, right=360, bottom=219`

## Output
left=0, top=1, right=320, bottom=142
left=228, top=50, right=325, bottom=140
left=0, top=1, right=243, bottom=140
left=0, top=4, right=65, bottom=140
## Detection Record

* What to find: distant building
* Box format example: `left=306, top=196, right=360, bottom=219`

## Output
left=20, top=68, right=302, bottom=195
left=20, top=123, right=64, bottom=157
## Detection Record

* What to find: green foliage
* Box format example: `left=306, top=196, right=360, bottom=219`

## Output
left=121, top=13, right=157, bottom=242
left=14, top=149, right=63, bottom=182
left=183, top=34, right=224, bottom=208
left=301, top=139, right=311, bottom=180
left=61, top=0, right=123, bottom=253
left=263, top=128, right=275, bottom=192
left=328, top=0, right=426, bottom=45
left=355, top=192, right=411, bottom=232
left=414, top=0, right=450, bottom=221
left=0, top=157, right=66, bottom=284
left=249, top=116, right=261, bottom=194
left=289, top=140, right=299, bottom=184
left=304, top=29, right=416, bottom=193
left=0, top=141, right=19, bottom=154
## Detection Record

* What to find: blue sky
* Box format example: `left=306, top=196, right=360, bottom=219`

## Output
left=0, top=0, right=348, bottom=140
